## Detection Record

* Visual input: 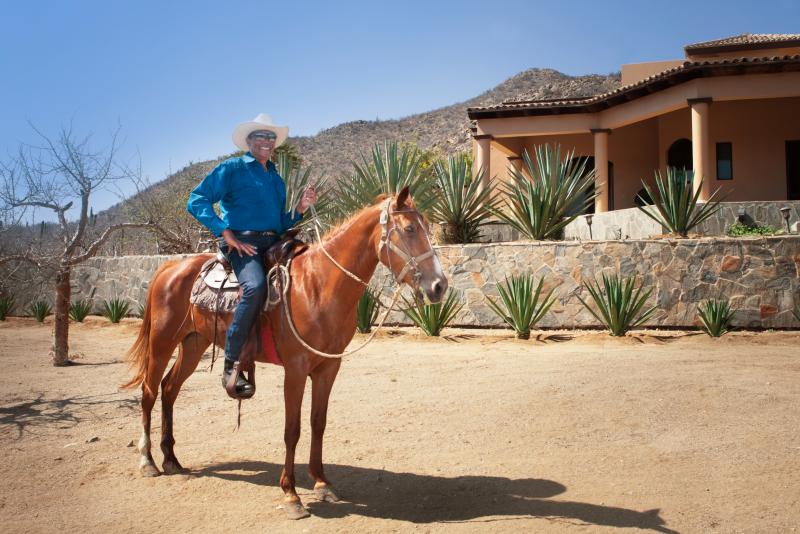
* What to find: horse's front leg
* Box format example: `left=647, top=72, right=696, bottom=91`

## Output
left=280, top=363, right=309, bottom=519
left=308, top=359, right=342, bottom=502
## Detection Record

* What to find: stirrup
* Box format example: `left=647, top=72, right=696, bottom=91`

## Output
left=224, top=361, right=255, bottom=399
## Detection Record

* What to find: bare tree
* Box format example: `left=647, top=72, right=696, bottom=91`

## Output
left=123, top=166, right=214, bottom=254
left=0, top=122, right=151, bottom=366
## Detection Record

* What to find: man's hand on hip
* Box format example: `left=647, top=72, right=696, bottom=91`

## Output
left=222, top=229, right=257, bottom=257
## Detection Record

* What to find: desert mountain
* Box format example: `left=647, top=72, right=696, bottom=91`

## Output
left=107, top=68, right=619, bottom=219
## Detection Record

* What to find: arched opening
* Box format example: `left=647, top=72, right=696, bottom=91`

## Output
left=667, top=138, right=692, bottom=170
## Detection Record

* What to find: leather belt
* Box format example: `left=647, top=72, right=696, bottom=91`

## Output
left=232, top=230, right=278, bottom=237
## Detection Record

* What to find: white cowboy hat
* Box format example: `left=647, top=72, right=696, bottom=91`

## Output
left=232, top=113, right=289, bottom=151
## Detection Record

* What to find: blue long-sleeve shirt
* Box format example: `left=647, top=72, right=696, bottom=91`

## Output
left=186, top=153, right=301, bottom=237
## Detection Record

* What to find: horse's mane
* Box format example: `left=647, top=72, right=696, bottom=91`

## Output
left=319, top=194, right=390, bottom=241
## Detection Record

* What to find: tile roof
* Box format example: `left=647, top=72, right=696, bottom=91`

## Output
left=685, top=33, right=800, bottom=52
left=467, top=55, right=800, bottom=120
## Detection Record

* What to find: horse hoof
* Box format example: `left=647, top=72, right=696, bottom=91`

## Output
left=140, top=463, right=161, bottom=477
left=162, top=461, right=189, bottom=476
left=284, top=501, right=310, bottom=520
left=314, top=486, right=340, bottom=503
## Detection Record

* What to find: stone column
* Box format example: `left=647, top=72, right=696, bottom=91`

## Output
left=689, top=97, right=712, bottom=201
left=474, top=134, right=492, bottom=189
left=591, top=128, right=611, bottom=213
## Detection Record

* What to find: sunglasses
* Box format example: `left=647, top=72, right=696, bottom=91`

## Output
left=248, top=131, right=277, bottom=141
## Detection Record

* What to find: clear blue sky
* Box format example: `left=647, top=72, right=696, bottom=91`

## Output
left=1, top=0, right=798, bottom=217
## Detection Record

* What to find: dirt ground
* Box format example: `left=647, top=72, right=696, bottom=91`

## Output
left=0, top=317, right=798, bottom=533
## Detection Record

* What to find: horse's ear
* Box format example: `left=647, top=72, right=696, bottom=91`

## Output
left=395, top=186, right=410, bottom=209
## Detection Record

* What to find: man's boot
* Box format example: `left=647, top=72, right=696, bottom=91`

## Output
left=222, top=359, right=255, bottom=399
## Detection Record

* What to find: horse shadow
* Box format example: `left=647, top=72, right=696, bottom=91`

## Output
left=195, top=461, right=678, bottom=532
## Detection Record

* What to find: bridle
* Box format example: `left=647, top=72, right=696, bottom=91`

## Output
left=306, top=197, right=438, bottom=292
left=377, top=198, right=437, bottom=288
left=271, top=195, right=441, bottom=359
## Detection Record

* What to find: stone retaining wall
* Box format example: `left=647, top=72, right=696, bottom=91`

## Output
left=561, top=201, right=800, bottom=241
left=11, top=236, right=800, bottom=329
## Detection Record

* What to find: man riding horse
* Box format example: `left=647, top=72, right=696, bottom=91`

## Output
left=187, top=113, right=316, bottom=398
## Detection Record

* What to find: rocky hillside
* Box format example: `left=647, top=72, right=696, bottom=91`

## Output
left=104, top=68, right=620, bottom=220
left=292, top=68, right=620, bottom=179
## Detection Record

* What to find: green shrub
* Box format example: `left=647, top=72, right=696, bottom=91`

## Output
left=28, top=300, right=51, bottom=322
left=726, top=222, right=779, bottom=237
left=578, top=273, right=656, bottom=336
left=333, top=141, right=438, bottom=220
left=485, top=274, right=556, bottom=339
left=637, top=168, right=726, bottom=237
left=356, top=289, right=381, bottom=334
left=274, top=150, right=334, bottom=230
left=401, top=289, right=464, bottom=336
left=136, top=301, right=146, bottom=318
left=429, top=154, right=502, bottom=243
left=698, top=299, right=736, bottom=337
left=0, top=296, right=15, bottom=321
left=69, top=299, right=93, bottom=322
left=492, top=144, right=597, bottom=240
left=101, top=297, right=130, bottom=323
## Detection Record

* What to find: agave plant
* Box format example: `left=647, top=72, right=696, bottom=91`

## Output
left=69, top=299, right=93, bottom=322
left=0, top=296, right=14, bottom=321
left=578, top=273, right=656, bottom=336
left=273, top=151, right=333, bottom=230
left=102, top=297, right=131, bottom=324
left=794, top=305, right=800, bottom=323
left=492, top=144, right=598, bottom=240
left=637, top=168, right=726, bottom=237
left=136, top=301, right=146, bottom=318
left=356, top=289, right=381, bottom=334
left=401, top=289, right=464, bottom=336
left=28, top=300, right=51, bottom=323
left=485, top=274, right=557, bottom=339
left=429, top=154, right=502, bottom=244
left=698, top=298, right=736, bottom=337
left=333, top=141, right=438, bottom=220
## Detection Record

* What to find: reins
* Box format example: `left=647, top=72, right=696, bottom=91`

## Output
left=271, top=198, right=437, bottom=359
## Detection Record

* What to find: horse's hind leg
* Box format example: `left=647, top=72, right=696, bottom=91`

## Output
left=138, top=339, right=174, bottom=477
left=160, top=332, right=210, bottom=475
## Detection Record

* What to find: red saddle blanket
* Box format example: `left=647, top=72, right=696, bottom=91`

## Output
left=261, top=325, right=283, bottom=367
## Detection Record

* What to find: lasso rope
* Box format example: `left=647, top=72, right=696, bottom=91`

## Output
left=267, top=201, right=436, bottom=359
left=269, top=263, right=403, bottom=359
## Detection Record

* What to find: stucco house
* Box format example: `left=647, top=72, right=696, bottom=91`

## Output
left=467, top=33, right=800, bottom=218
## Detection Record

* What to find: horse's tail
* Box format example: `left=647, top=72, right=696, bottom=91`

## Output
left=120, top=262, right=170, bottom=390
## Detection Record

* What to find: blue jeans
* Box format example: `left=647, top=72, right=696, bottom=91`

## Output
left=218, top=234, right=278, bottom=363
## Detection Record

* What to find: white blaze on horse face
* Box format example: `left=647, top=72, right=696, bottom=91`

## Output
left=418, top=216, right=447, bottom=302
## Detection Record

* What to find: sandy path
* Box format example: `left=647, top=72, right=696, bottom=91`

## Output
left=0, top=317, right=798, bottom=533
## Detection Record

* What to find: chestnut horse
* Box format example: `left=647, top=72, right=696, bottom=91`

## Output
left=123, top=187, right=447, bottom=519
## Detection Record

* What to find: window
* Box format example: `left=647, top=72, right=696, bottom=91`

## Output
left=716, top=142, right=733, bottom=180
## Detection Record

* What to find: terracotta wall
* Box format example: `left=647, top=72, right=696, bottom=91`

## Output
left=490, top=127, right=660, bottom=210
left=608, top=120, right=659, bottom=208
left=709, top=97, right=800, bottom=200
left=656, top=97, right=800, bottom=201
left=621, top=59, right=684, bottom=86
left=482, top=96, right=800, bottom=209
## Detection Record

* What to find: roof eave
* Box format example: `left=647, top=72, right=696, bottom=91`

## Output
left=467, top=58, right=800, bottom=120
left=685, top=39, right=800, bottom=55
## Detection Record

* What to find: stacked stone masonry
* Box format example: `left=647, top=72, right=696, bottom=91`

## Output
left=15, top=236, right=800, bottom=329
